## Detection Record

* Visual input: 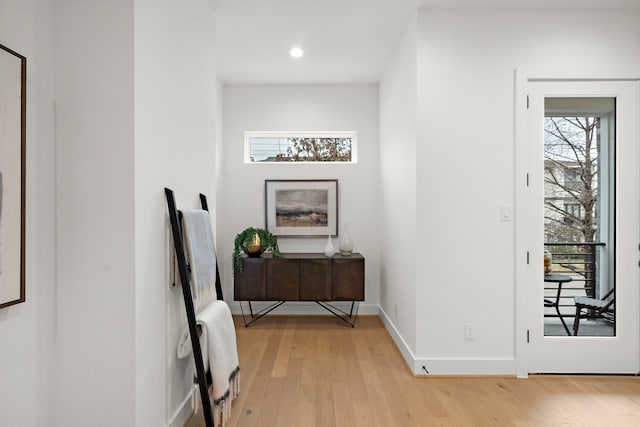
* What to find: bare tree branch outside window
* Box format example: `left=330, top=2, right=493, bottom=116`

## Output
left=275, top=137, right=352, bottom=162
left=544, top=116, right=600, bottom=244
left=245, top=132, right=356, bottom=163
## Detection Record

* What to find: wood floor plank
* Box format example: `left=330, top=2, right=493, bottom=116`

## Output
left=279, top=355, right=302, bottom=407
left=230, top=319, right=281, bottom=427
left=315, top=358, right=336, bottom=427
left=184, top=316, right=640, bottom=427
left=270, top=317, right=296, bottom=378
left=294, top=382, right=317, bottom=427
left=351, top=327, right=398, bottom=426
left=330, top=328, right=349, bottom=382
left=351, top=399, right=379, bottom=427
left=332, top=380, right=356, bottom=427
left=254, top=377, right=284, bottom=427
left=395, top=376, right=437, bottom=424
left=368, top=348, right=414, bottom=425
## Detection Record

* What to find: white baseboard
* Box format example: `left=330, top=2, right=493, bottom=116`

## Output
left=414, top=357, right=516, bottom=376
left=378, top=306, right=417, bottom=371
left=378, top=306, right=516, bottom=376
left=168, top=388, right=194, bottom=427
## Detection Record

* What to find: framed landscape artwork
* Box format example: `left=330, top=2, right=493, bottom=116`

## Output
left=265, top=179, right=338, bottom=237
left=0, top=44, right=26, bottom=308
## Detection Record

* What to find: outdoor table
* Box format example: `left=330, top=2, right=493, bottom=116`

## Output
left=544, top=273, right=573, bottom=336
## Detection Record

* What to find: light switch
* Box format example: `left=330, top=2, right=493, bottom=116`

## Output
left=501, top=205, right=513, bottom=222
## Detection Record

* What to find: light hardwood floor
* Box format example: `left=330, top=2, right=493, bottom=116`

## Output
left=185, top=315, right=640, bottom=427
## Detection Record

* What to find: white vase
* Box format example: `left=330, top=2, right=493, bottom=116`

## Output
left=339, top=223, right=353, bottom=256
left=324, top=235, right=335, bottom=257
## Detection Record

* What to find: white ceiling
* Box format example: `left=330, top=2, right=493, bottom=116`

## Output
left=213, top=0, right=640, bottom=85
left=214, top=0, right=425, bottom=84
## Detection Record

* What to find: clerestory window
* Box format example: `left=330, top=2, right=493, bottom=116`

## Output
left=244, top=131, right=357, bottom=163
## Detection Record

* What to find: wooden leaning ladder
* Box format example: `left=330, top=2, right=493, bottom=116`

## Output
left=164, top=188, right=223, bottom=427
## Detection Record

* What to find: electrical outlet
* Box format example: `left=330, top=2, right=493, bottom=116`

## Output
left=465, top=323, right=475, bottom=340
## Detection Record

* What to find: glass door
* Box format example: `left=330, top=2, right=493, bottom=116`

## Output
left=527, top=80, right=639, bottom=373
left=543, top=97, right=614, bottom=338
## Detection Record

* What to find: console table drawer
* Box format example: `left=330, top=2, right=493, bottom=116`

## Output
left=299, top=259, right=332, bottom=301
left=332, top=257, right=364, bottom=300
left=268, top=258, right=299, bottom=300
left=233, top=257, right=266, bottom=300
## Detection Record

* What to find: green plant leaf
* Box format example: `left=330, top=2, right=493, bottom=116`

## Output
left=233, top=227, right=283, bottom=273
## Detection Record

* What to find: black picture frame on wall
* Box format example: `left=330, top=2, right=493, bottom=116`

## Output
left=0, top=43, right=26, bottom=309
left=265, top=179, right=338, bottom=237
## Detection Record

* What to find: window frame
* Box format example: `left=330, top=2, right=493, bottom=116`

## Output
left=244, top=131, right=358, bottom=164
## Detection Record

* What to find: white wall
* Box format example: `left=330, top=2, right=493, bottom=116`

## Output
left=215, top=78, right=224, bottom=230
left=378, top=15, right=418, bottom=365
left=54, top=1, right=136, bottom=425
left=0, top=1, right=56, bottom=426
left=220, top=85, right=380, bottom=314
left=2, top=0, right=218, bottom=425
left=411, top=7, right=640, bottom=374
left=54, top=1, right=218, bottom=426
left=134, top=1, right=217, bottom=426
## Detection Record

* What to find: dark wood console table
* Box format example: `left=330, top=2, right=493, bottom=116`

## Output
left=234, top=252, right=364, bottom=327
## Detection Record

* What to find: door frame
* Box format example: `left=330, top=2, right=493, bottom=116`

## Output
left=514, top=68, right=640, bottom=378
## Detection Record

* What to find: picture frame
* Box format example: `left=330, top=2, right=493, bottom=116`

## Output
left=0, top=44, right=26, bottom=309
left=265, top=179, right=338, bottom=237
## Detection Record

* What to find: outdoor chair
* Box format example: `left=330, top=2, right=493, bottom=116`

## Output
left=572, top=288, right=615, bottom=336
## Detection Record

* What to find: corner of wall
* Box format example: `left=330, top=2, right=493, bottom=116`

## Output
left=378, top=306, right=418, bottom=373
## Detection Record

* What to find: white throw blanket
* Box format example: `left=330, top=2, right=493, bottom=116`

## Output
left=177, top=300, right=240, bottom=427
left=181, top=209, right=217, bottom=310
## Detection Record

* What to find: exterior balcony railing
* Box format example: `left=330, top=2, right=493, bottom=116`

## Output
left=543, top=242, right=607, bottom=322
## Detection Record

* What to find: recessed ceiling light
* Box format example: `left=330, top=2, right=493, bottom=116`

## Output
left=289, top=47, right=304, bottom=58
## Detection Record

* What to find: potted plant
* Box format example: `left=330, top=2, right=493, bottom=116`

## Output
left=233, top=227, right=283, bottom=273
